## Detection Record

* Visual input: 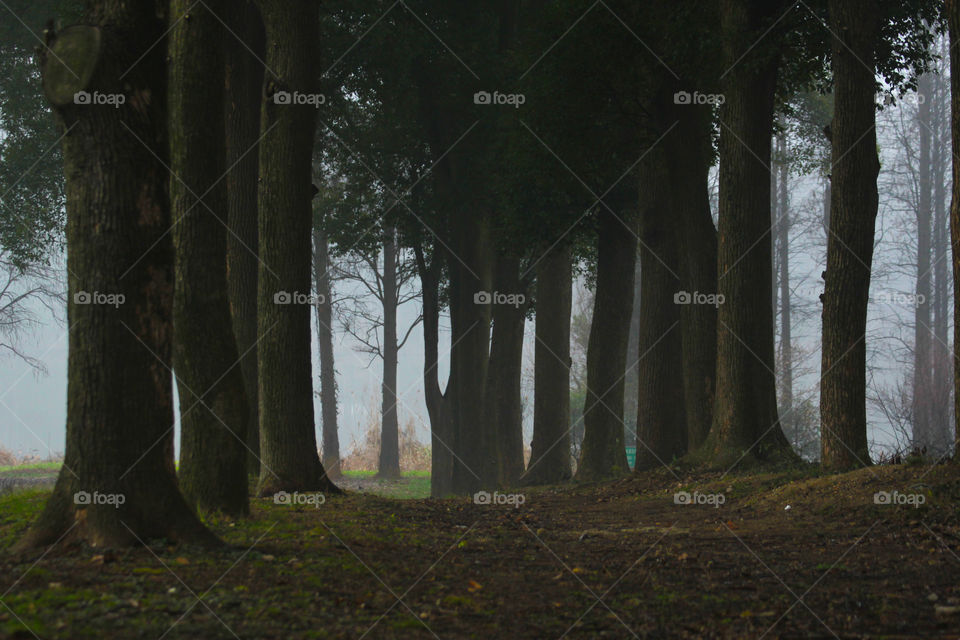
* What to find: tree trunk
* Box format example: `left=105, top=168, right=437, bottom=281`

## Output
left=701, top=0, right=795, bottom=466
left=378, top=228, right=401, bottom=479
left=522, top=244, right=573, bottom=485
left=254, top=0, right=337, bottom=496
left=820, top=0, right=879, bottom=470
left=224, top=0, right=265, bottom=478
left=634, top=149, right=686, bottom=471
left=414, top=244, right=455, bottom=496
left=777, top=132, right=794, bottom=443
left=483, top=255, right=527, bottom=486
left=313, top=224, right=341, bottom=478
left=18, top=1, right=218, bottom=549
left=914, top=71, right=934, bottom=454
left=931, top=66, right=953, bottom=456
left=448, top=211, right=492, bottom=495
left=623, top=256, right=642, bottom=449
left=575, top=202, right=636, bottom=481
left=170, top=0, right=249, bottom=516
left=947, top=0, right=960, bottom=458
left=665, top=99, right=717, bottom=452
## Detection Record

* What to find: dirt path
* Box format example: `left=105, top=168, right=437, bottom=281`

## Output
left=0, top=464, right=958, bottom=638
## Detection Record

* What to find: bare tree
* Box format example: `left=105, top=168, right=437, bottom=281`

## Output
left=0, top=251, right=64, bottom=373
left=334, top=228, right=421, bottom=478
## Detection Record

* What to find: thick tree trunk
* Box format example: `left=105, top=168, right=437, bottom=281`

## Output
left=483, top=255, right=527, bottom=486
left=254, top=0, right=338, bottom=496
left=665, top=100, right=717, bottom=452
left=313, top=224, right=341, bottom=478
left=448, top=212, right=491, bottom=495
left=522, top=244, right=573, bottom=485
left=18, top=1, right=218, bottom=549
left=820, top=0, right=879, bottom=470
left=224, top=0, right=265, bottom=478
left=634, top=149, right=686, bottom=471
left=379, top=228, right=401, bottom=479
left=913, top=72, right=933, bottom=453
left=701, top=0, right=795, bottom=466
left=575, top=203, right=636, bottom=481
left=170, top=0, right=249, bottom=516
left=947, top=0, right=960, bottom=458
left=414, top=244, right=454, bottom=496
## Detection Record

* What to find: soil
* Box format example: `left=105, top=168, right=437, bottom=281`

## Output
left=0, top=463, right=958, bottom=639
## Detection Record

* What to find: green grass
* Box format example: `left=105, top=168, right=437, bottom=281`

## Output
left=0, top=461, right=61, bottom=474
left=0, top=489, right=49, bottom=547
left=341, top=470, right=431, bottom=499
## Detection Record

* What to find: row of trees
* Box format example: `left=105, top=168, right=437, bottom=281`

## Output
left=6, top=0, right=959, bottom=549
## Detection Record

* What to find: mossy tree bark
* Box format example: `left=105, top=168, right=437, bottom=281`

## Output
left=18, top=1, right=218, bottom=550
left=699, top=0, right=796, bottom=467
left=819, top=0, right=879, bottom=470
left=522, top=244, right=573, bottom=486
left=575, top=200, right=637, bottom=481
left=634, top=147, right=686, bottom=471
left=224, top=0, right=265, bottom=478
left=169, top=0, right=250, bottom=517
left=254, top=0, right=338, bottom=496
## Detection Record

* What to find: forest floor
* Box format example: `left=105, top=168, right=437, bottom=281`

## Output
left=0, top=463, right=958, bottom=639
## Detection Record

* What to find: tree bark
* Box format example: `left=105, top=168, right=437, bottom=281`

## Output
left=19, top=1, right=218, bottom=549
left=701, top=0, right=795, bottom=466
left=634, top=149, right=686, bottom=471
left=414, top=244, right=455, bottom=496
left=378, top=228, right=401, bottom=479
left=224, top=0, right=265, bottom=478
left=820, top=0, right=879, bottom=470
left=947, top=0, right=960, bottom=458
left=913, top=71, right=934, bottom=454
left=170, top=0, right=249, bottom=516
left=447, top=208, right=491, bottom=495
left=313, top=224, right=341, bottom=478
left=777, top=132, right=794, bottom=443
left=522, top=244, right=573, bottom=485
left=664, top=98, right=717, bottom=452
left=254, top=0, right=338, bottom=496
left=624, top=255, right=643, bottom=450
left=931, top=65, right=953, bottom=456
left=575, top=201, right=636, bottom=481
left=483, top=255, right=527, bottom=486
